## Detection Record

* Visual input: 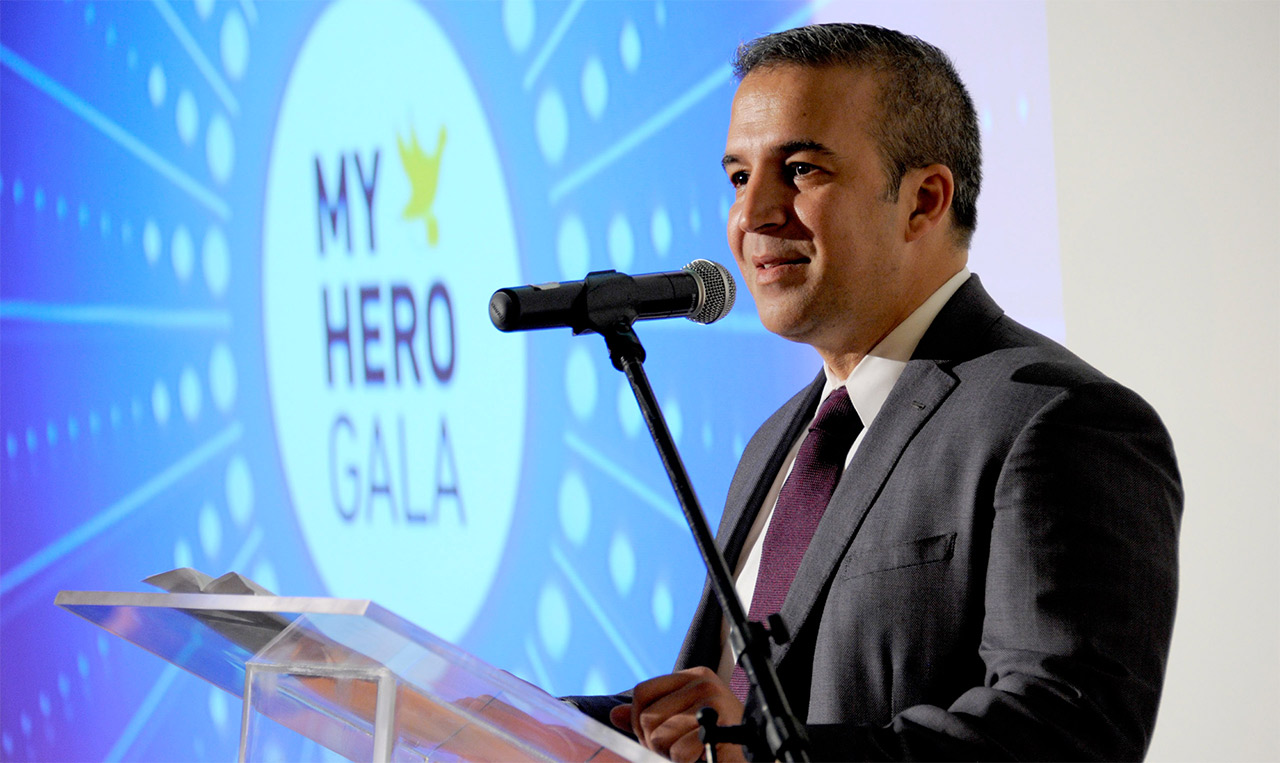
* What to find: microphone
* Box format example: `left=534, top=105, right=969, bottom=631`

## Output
left=489, top=259, right=736, bottom=332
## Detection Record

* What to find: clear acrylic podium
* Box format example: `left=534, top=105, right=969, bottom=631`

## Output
left=55, top=590, right=663, bottom=762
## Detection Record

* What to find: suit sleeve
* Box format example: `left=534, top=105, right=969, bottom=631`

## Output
left=806, top=380, right=1183, bottom=761
left=560, top=693, right=632, bottom=729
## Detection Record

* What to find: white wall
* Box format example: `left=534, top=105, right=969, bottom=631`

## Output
left=1046, top=2, right=1280, bottom=760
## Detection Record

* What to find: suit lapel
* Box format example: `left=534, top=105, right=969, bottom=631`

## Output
left=675, top=374, right=824, bottom=669
left=720, top=375, right=825, bottom=564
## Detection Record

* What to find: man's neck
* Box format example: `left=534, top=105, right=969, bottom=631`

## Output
left=819, top=267, right=971, bottom=378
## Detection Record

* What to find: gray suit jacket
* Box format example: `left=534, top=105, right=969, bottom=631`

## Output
left=575, top=276, right=1182, bottom=761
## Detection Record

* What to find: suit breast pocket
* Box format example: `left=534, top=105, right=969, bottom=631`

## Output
left=838, top=532, right=957, bottom=579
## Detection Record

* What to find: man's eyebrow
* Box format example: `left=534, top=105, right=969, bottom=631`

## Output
left=780, top=140, right=837, bottom=157
left=721, top=140, right=837, bottom=169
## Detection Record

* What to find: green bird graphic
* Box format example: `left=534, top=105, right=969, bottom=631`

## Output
left=398, top=125, right=447, bottom=246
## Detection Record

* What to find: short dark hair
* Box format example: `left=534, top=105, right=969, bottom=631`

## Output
left=733, top=23, right=982, bottom=246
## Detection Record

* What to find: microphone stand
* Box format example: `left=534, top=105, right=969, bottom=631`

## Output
left=573, top=270, right=811, bottom=763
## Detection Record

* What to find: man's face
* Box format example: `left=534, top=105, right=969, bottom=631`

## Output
left=723, top=65, right=917, bottom=357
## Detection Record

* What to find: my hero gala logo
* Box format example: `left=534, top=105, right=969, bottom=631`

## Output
left=314, top=142, right=462, bottom=527
left=261, top=0, right=524, bottom=642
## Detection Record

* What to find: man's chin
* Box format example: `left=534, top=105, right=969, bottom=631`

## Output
left=754, top=308, right=815, bottom=345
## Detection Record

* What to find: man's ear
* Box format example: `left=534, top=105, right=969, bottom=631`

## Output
left=904, top=164, right=954, bottom=242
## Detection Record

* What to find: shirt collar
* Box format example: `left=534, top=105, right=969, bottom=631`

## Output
left=821, top=268, right=970, bottom=428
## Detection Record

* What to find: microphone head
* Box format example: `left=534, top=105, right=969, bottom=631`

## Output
left=489, top=290, right=518, bottom=331
left=682, top=259, right=736, bottom=324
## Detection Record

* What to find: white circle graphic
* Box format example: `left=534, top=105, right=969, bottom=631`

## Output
left=220, top=9, right=249, bottom=81
left=608, top=211, right=634, bottom=271
left=620, top=21, right=642, bottom=72
left=581, top=56, right=608, bottom=120
left=536, top=87, right=568, bottom=165
left=502, top=0, right=535, bottom=53
left=176, top=90, right=199, bottom=145
left=148, top=64, right=166, bottom=107
left=558, top=469, right=590, bottom=547
left=261, top=0, right=526, bottom=643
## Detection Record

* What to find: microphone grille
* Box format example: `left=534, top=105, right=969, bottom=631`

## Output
left=683, top=259, right=736, bottom=324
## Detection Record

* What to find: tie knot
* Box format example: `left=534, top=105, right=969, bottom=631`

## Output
left=807, top=387, right=862, bottom=455
left=812, top=386, right=856, bottom=431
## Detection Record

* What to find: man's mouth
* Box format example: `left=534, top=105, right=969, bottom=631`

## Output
left=754, top=255, right=809, bottom=270
left=750, top=254, right=809, bottom=285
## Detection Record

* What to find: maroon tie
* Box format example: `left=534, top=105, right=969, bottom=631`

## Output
left=730, top=387, right=862, bottom=701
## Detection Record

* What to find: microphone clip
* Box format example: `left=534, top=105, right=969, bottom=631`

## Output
left=571, top=270, right=648, bottom=370
left=570, top=270, right=638, bottom=334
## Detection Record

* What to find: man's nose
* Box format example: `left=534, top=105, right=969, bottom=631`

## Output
left=735, top=175, right=788, bottom=233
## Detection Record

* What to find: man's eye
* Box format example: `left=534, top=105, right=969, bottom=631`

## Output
left=729, top=171, right=749, bottom=188
left=788, top=163, right=817, bottom=179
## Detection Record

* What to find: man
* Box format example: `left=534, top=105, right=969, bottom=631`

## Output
left=571, top=23, right=1181, bottom=762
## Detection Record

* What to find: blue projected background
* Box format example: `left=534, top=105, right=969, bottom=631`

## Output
left=0, top=1, right=1059, bottom=760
